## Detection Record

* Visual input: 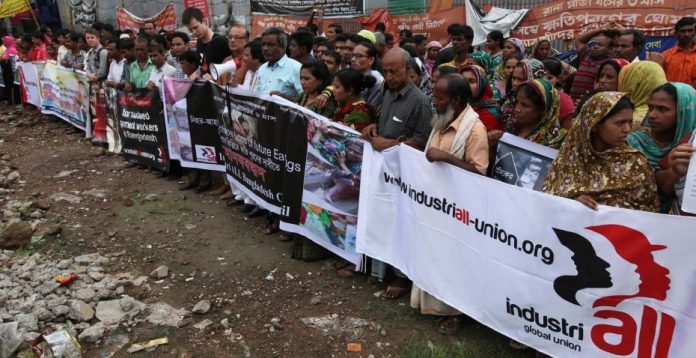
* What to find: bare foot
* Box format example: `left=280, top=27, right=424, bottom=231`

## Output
left=379, top=277, right=411, bottom=299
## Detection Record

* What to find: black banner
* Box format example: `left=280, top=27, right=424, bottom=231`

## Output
left=186, top=81, right=227, bottom=166
left=220, top=91, right=308, bottom=223
left=117, top=89, right=169, bottom=172
left=251, top=0, right=363, bottom=17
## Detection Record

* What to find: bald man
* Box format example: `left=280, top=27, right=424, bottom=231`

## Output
left=362, top=48, right=433, bottom=152
left=361, top=48, right=433, bottom=299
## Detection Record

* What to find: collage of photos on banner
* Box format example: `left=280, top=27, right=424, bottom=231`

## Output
left=163, top=80, right=193, bottom=163
left=301, top=116, right=364, bottom=255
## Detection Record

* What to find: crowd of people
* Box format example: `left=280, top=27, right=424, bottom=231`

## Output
left=1, top=7, right=695, bottom=352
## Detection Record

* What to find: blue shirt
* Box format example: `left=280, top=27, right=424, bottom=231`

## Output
left=253, top=54, right=302, bottom=96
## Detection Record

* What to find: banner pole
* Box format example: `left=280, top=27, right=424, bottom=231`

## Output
left=26, top=0, right=40, bottom=30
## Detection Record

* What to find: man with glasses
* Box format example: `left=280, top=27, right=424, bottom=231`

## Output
left=220, top=25, right=250, bottom=85
left=351, top=41, right=383, bottom=107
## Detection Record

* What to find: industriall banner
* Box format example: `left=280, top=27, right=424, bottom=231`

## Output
left=357, top=144, right=696, bottom=357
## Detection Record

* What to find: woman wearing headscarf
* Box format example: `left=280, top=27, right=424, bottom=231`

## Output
left=513, top=79, right=567, bottom=149
left=461, top=65, right=503, bottom=130
left=468, top=51, right=493, bottom=79
left=542, top=92, right=659, bottom=212
left=529, top=38, right=557, bottom=62
left=628, top=83, right=696, bottom=213
left=497, top=59, right=547, bottom=136
left=491, top=38, right=526, bottom=89
left=617, top=61, right=667, bottom=128
left=594, top=58, right=629, bottom=92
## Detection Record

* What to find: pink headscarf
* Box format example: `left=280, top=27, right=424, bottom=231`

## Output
left=3, top=36, right=17, bottom=60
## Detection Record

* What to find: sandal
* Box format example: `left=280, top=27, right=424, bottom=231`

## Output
left=379, top=277, right=411, bottom=299
left=438, top=315, right=465, bottom=335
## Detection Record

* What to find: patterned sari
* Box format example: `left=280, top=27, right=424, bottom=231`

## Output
left=542, top=92, right=659, bottom=212
left=628, top=83, right=696, bottom=212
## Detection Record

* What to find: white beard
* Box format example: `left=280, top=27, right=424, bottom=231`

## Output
left=431, top=106, right=457, bottom=131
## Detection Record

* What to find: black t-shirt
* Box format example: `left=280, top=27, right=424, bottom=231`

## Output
left=196, top=33, right=232, bottom=75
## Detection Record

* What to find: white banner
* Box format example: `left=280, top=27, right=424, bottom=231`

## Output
left=357, top=144, right=696, bottom=357
left=465, top=0, right=528, bottom=46
left=18, top=61, right=41, bottom=108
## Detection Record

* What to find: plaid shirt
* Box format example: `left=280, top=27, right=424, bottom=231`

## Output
left=377, top=82, right=433, bottom=146
left=63, top=50, right=85, bottom=69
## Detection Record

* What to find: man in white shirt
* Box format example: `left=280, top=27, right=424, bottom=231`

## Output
left=104, top=38, right=127, bottom=90
left=146, top=45, right=175, bottom=92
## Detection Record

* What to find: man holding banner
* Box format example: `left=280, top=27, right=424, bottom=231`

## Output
left=362, top=47, right=433, bottom=299
left=410, top=74, right=490, bottom=334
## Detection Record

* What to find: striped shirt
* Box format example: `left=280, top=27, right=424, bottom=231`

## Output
left=377, top=82, right=433, bottom=146
left=570, top=47, right=609, bottom=101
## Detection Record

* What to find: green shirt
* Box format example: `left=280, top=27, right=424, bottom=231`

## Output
left=128, top=59, right=155, bottom=89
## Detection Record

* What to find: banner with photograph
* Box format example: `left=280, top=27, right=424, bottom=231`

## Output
left=221, top=89, right=308, bottom=221
left=116, top=89, right=169, bottom=172
left=491, top=133, right=558, bottom=191
left=251, top=0, right=363, bottom=18
left=183, top=80, right=227, bottom=171
left=357, top=144, right=696, bottom=357
left=116, top=3, right=177, bottom=32
left=39, top=62, right=89, bottom=130
left=17, top=61, right=41, bottom=108
left=280, top=114, right=364, bottom=265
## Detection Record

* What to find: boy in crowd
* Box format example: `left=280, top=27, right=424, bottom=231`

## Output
left=178, top=50, right=200, bottom=79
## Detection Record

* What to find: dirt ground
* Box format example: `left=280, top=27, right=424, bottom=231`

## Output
left=0, top=106, right=533, bottom=357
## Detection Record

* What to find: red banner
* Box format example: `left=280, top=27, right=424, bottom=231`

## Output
left=184, top=0, right=210, bottom=25
left=390, top=6, right=465, bottom=44
left=512, top=0, right=696, bottom=45
left=252, top=15, right=318, bottom=38
left=116, top=3, right=177, bottom=32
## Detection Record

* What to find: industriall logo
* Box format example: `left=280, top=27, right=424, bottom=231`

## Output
left=552, top=224, right=674, bottom=357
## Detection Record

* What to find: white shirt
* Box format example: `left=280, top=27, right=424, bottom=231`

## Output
left=240, top=70, right=257, bottom=91
left=57, top=45, right=68, bottom=64
left=107, top=58, right=127, bottom=83
left=147, top=63, right=176, bottom=86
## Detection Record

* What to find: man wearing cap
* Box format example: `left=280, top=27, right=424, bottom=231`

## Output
left=425, top=41, right=441, bottom=75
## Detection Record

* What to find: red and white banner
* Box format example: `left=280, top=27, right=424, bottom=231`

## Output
left=511, top=0, right=696, bottom=46
left=17, top=61, right=41, bottom=108
left=184, top=0, right=210, bottom=25
left=116, top=3, right=177, bottom=32
left=357, top=144, right=696, bottom=357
